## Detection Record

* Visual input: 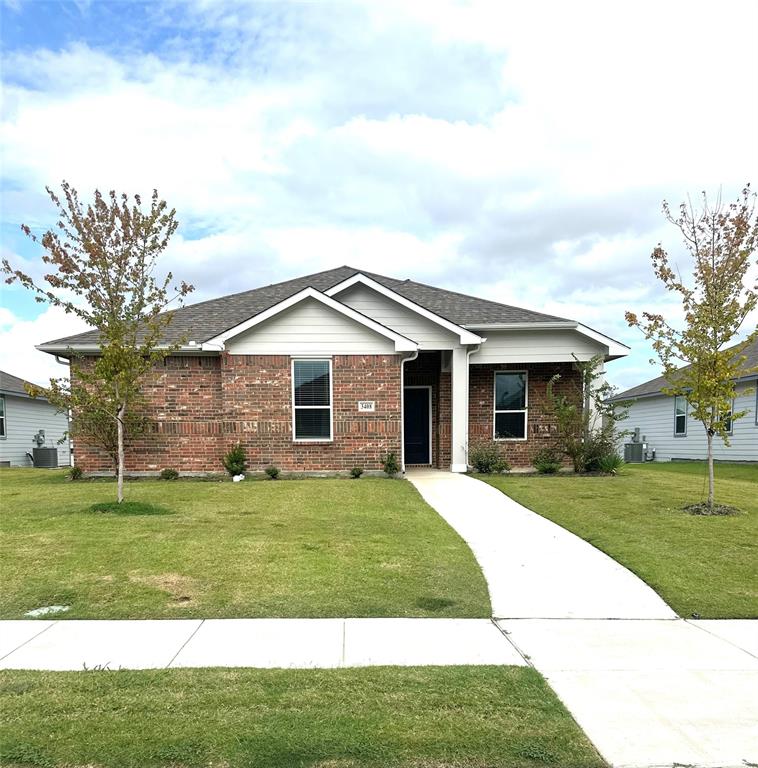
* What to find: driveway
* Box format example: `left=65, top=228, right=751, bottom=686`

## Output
left=407, top=470, right=758, bottom=768
left=407, top=469, right=675, bottom=619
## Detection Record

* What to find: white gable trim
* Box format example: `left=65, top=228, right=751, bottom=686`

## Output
left=576, top=324, right=630, bottom=359
left=202, top=287, right=418, bottom=352
left=325, top=273, right=483, bottom=346
left=464, top=321, right=629, bottom=360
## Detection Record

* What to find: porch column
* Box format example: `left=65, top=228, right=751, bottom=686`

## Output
left=450, top=346, right=469, bottom=472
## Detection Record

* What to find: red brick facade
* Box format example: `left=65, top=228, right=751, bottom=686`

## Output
left=73, top=355, right=580, bottom=474
left=468, top=362, right=581, bottom=467
left=73, top=353, right=402, bottom=473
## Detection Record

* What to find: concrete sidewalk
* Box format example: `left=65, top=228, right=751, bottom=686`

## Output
left=500, top=618, right=758, bottom=768
left=407, top=470, right=758, bottom=768
left=0, top=618, right=525, bottom=671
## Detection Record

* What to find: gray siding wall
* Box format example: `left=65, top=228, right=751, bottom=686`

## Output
left=623, top=381, right=758, bottom=462
left=470, top=329, right=603, bottom=363
left=336, top=284, right=460, bottom=349
left=0, top=394, right=70, bottom=467
left=226, top=298, right=397, bottom=355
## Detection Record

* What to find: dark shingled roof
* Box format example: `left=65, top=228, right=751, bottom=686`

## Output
left=40, top=265, right=571, bottom=349
left=612, top=336, right=758, bottom=400
left=0, top=370, right=45, bottom=398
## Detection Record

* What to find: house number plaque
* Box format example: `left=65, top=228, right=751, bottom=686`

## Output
left=358, top=401, right=375, bottom=412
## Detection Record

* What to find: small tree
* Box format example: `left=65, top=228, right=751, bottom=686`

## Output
left=547, top=355, right=630, bottom=473
left=626, top=185, right=758, bottom=508
left=2, top=182, right=193, bottom=502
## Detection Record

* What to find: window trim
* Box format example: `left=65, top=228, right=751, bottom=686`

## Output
left=673, top=394, right=687, bottom=437
left=291, top=358, right=333, bottom=443
left=493, top=370, right=528, bottom=442
left=0, top=394, right=5, bottom=439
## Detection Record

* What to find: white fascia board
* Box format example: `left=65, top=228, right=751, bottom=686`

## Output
left=36, top=343, right=220, bottom=357
left=576, top=324, right=630, bottom=359
left=204, top=286, right=418, bottom=352
left=325, top=273, right=484, bottom=345
left=36, top=344, right=100, bottom=356
left=465, top=321, right=630, bottom=360
left=463, top=321, right=578, bottom=330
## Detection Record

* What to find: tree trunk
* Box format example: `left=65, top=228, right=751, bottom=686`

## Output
left=706, top=429, right=715, bottom=509
left=583, top=368, right=591, bottom=444
left=116, top=403, right=125, bottom=504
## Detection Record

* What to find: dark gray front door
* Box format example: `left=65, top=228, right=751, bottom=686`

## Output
left=404, top=387, right=431, bottom=464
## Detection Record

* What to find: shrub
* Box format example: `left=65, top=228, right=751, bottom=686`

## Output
left=597, top=453, right=624, bottom=475
left=582, top=432, right=617, bottom=473
left=159, top=467, right=179, bottom=480
left=222, top=442, right=247, bottom=477
left=68, top=465, right=83, bottom=481
left=382, top=452, right=400, bottom=477
left=469, top=441, right=510, bottom=474
left=265, top=465, right=280, bottom=480
left=350, top=467, right=364, bottom=479
left=532, top=448, right=561, bottom=474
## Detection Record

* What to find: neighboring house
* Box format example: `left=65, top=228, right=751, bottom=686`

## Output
left=36, top=266, right=629, bottom=474
left=610, top=338, right=758, bottom=463
left=0, top=371, right=71, bottom=468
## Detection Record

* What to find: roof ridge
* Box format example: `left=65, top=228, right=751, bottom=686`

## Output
left=398, top=277, right=571, bottom=323
left=174, top=265, right=360, bottom=312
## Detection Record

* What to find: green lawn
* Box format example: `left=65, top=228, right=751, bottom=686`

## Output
left=0, top=666, right=604, bottom=768
left=0, top=469, right=490, bottom=619
left=481, top=462, right=758, bottom=619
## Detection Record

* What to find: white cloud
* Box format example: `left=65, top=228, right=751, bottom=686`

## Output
left=1, top=0, right=757, bottom=390
left=0, top=305, right=89, bottom=385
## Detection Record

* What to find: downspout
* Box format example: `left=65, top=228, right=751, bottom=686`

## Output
left=400, top=350, right=419, bottom=474
left=462, top=342, right=484, bottom=471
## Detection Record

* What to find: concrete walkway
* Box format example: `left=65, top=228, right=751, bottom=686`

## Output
left=407, top=469, right=675, bottom=619
left=408, top=470, right=758, bottom=768
left=0, top=618, right=524, bottom=670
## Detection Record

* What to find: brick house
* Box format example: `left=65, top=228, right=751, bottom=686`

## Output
left=37, top=267, right=629, bottom=474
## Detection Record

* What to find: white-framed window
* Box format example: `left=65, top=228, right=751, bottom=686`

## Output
left=755, top=388, right=757, bottom=426
left=292, top=359, right=333, bottom=441
left=0, top=395, right=5, bottom=438
left=494, top=370, right=527, bottom=440
left=674, top=395, right=687, bottom=436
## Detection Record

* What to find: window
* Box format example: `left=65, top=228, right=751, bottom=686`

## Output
left=722, top=400, right=734, bottom=435
left=674, top=395, right=687, bottom=436
left=0, top=395, right=5, bottom=438
left=292, top=359, right=332, bottom=441
left=494, top=371, right=527, bottom=440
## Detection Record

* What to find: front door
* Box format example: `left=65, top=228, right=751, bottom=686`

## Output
left=404, top=387, right=431, bottom=465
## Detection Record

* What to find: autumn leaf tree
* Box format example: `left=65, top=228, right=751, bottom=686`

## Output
left=626, top=185, right=758, bottom=510
left=2, top=182, right=193, bottom=503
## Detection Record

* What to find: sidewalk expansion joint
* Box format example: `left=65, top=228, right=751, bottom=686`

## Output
left=166, top=619, right=205, bottom=668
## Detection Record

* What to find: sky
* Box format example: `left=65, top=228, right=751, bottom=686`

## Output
left=1, top=0, right=757, bottom=389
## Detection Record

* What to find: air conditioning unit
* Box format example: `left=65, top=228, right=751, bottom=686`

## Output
left=624, top=442, right=646, bottom=463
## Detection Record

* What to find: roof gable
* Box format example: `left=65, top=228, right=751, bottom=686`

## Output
left=203, top=287, right=417, bottom=352
left=325, top=272, right=482, bottom=345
